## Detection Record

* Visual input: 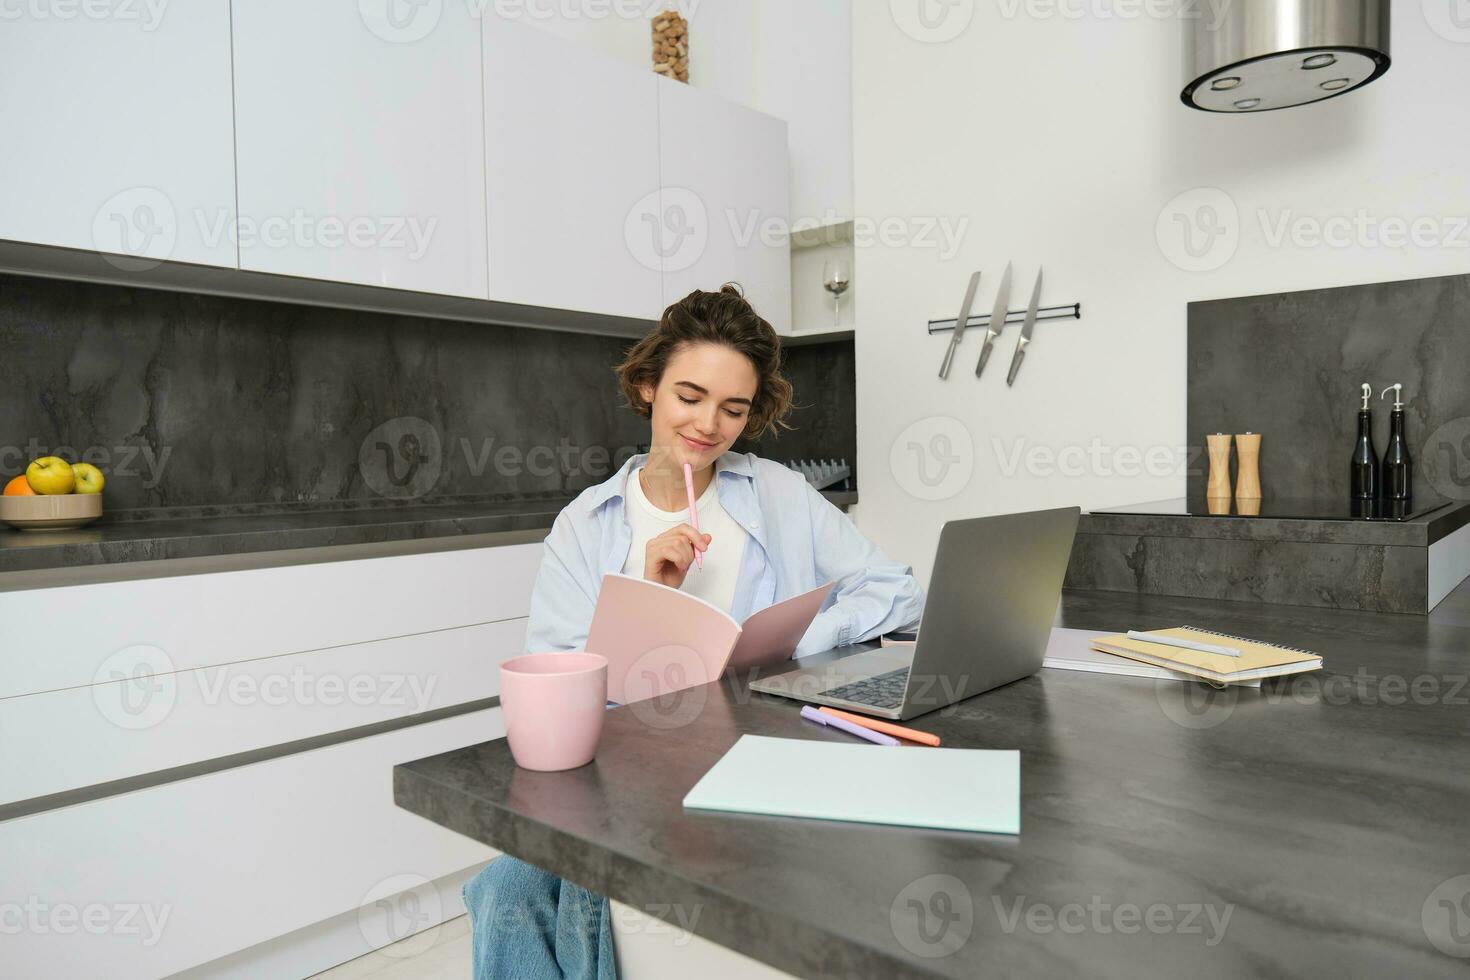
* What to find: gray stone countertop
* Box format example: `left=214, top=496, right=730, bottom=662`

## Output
left=1080, top=498, right=1470, bottom=547
left=0, top=495, right=575, bottom=580
left=0, top=489, right=858, bottom=585
left=394, top=582, right=1470, bottom=979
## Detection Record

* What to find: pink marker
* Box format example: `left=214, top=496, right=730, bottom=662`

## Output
left=682, top=461, right=703, bottom=571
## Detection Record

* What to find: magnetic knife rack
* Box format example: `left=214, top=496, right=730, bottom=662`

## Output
left=927, top=302, right=1081, bottom=334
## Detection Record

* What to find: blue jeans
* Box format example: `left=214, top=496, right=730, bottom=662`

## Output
left=462, top=856, right=616, bottom=979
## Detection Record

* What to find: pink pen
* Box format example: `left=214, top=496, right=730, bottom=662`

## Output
left=682, top=462, right=703, bottom=570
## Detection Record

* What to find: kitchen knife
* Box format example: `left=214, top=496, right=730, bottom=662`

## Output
left=937, top=270, right=982, bottom=379
left=974, top=262, right=1012, bottom=378
left=1006, top=268, right=1043, bottom=386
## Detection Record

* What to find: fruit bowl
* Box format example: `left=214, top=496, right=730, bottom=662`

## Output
left=0, top=493, right=103, bottom=531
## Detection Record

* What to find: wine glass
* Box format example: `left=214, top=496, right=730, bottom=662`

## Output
left=822, top=259, right=851, bottom=327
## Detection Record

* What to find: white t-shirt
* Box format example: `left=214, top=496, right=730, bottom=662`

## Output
left=620, top=464, right=749, bottom=614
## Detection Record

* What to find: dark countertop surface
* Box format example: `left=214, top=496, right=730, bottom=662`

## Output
left=394, top=583, right=1470, bottom=979
left=1081, top=497, right=1470, bottom=547
left=0, top=495, right=574, bottom=580
left=0, top=489, right=860, bottom=583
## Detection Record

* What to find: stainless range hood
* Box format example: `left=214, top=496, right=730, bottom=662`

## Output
left=1182, top=0, right=1391, bottom=112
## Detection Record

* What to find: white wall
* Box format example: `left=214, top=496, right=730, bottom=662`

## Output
left=851, top=3, right=1470, bottom=585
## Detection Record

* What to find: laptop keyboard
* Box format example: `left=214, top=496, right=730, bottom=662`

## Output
left=820, top=667, right=910, bottom=709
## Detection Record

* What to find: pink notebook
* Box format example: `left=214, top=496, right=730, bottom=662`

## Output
left=585, top=573, right=836, bottom=705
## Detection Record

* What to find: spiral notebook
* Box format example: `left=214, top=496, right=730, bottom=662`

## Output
left=1090, top=627, right=1323, bottom=685
left=1042, top=628, right=1263, bottom=687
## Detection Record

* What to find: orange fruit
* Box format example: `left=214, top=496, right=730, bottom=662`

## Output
left=3, top=474, right=37, bottom=496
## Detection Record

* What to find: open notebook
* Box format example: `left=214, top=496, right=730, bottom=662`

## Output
left=585, top=573, right=835, bottom=705
left=1091, top=627, right=1323, bottom=684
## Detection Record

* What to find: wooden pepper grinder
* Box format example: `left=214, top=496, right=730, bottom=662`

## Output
left=1235, top=432, right=1262, bottom=501
left=1206, top=433, right=1233, bottom=502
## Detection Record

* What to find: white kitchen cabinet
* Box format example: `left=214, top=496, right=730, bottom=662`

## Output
left=483, top=17, right=664, bottom=320
left=3, top=618, right=526, bottom=806
left=0, top=540, right=543, bottom=977
left=2, top=708, right=500, bottom=979
left=753, top=0, right=853, bottom=228
left=656, top=77, right=792, bottom=333
left=0, top=1, right=237, bottom=268
left=230, top=1, right=488, bottom=298
left=0, top=543, right=543, bottom=700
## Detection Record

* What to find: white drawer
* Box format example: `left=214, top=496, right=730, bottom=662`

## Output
left=0, top=708, right=500, bottom=979
left=0, top=541, right=543, bottom=699
left=2, top=618, right=525, bottom=808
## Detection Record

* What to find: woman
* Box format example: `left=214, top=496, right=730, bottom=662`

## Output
left=464, top=285, right=925, bottom=978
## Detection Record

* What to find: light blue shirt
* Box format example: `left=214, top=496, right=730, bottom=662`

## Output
left=525, top=450, right=926, bottom=658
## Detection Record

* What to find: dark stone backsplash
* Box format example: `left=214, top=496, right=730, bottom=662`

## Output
left=1187, top=271, right=1470, bottom=503
left=0, top=273, right=854, bottom=512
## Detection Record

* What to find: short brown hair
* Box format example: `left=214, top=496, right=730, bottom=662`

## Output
left=614, top=284, right=794, bottom=440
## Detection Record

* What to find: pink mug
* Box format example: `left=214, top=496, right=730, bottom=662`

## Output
left=499, top=652, right=609, bottom=771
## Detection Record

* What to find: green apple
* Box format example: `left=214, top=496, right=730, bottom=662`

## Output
left=71, top=462, right=105, bottom=494
left=26, top=456, right=75, bottom=494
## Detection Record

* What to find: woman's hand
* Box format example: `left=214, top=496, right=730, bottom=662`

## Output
left=643, top=524, right=711, bottom=589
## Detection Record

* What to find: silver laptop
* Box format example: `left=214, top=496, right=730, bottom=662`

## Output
left=749, top=506, right=1080, bottom=720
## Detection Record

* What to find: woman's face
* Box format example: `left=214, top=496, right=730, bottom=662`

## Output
left=639, top=342, right=758, bottom=469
